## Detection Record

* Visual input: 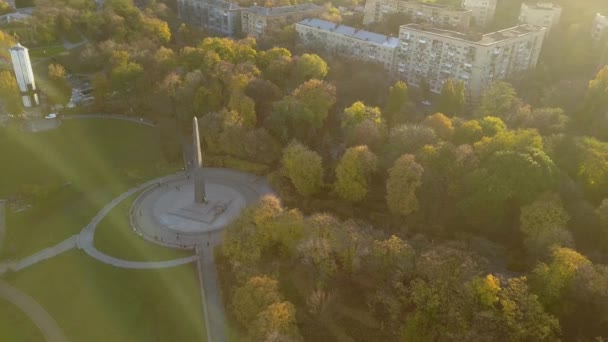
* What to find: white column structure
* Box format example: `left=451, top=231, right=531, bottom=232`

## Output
left=9, top=43, right=39, bottom=107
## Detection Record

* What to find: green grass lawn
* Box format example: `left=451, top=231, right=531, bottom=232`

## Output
left=4, top=250, right=206, bottom=342
left=94, top=192, right=192, bottom=261
left=0, top=119, right=172, bottom=260
left=28, top=46, right=67, bottom=60
left=0, top=298, right=45, bottom=342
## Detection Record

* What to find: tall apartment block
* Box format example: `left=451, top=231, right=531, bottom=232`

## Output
left=241, top=4, right=323, bottom=38
left=394, top=24, right=546, bottom=97
left=9, top=43, right=38, bottom=108
left=363, top=0, right=472, bottom=30
left=177, top=0, right=241, bottom=36
left=518, top=2, right=562, bottom=34
left=463, top=0, right=497, bottom=28
left=591, top=13, right=608, bottom=41
left=295, top=18, right=399, bottom=70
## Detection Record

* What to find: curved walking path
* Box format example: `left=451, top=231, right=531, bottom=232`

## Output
left=77, top=174, right=199, bottom=269
left=62, top=114, right=156, bottom=127
left=0, top=280, right=67, bottom=342
left=0, top=235, right=77, bottom=274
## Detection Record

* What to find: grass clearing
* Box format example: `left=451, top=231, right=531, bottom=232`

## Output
left=5, top=250, right=206, bottom=342
left=28, top=46, right=66, bottom=60
left=0, top=297, right=45, bottom=342
left=0, top=119, right=169, bottom=260
left=94, top=192, right=192, bottom=261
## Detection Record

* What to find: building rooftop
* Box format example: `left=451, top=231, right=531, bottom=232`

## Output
left=522, top=2, right=561, bottom=10
left=10, top=43, right=26, bottom=51
left=410, top=0, right=471, bottom=12
left=244, top=3, right=322, bottom=16
left=400, top=23, right=546, bottom=45
left=207, top=0, right=240, bottom=11
left=297, top=18, right=399, bottom=48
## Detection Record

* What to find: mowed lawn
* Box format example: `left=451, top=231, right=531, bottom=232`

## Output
left=0, top=119, right=172, bottom=260
left=28, top=45, right=67, bottom=60
left=5, top=250, right=206, bottom=342
left=0, top=298, right=45, bottom=342
left=94, top=192, right=192, bottom=261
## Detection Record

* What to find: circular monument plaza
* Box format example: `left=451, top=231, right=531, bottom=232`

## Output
left=130, top=117, right=273, bottom=249
left=130, top=168, right=273, bottom=248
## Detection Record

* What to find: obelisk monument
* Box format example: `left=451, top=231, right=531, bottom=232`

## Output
left=193, top=117, right=207, bottom=203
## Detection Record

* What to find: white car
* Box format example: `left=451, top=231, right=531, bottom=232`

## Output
left=45, top=113, right=57, bottom=119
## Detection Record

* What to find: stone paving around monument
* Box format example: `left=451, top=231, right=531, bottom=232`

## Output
left=130, top=168, right=273, bottom=249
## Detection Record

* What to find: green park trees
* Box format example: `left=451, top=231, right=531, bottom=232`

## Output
left=232, top=276, right=302, bottom=341
left=0, top=70, right=22, bottom=115
left=437, top=78, right=465, bottom=116
left=383, top=124, right=437, bottom=166
left=453, top=120, right=484, bottom=145
left=294, top=53, right=328, bottom=83
left=422, top=113, right=454, bottom=140
left=520, top=193, right=574, bottom=258
left=250, top=301, right=302, bottom=341
left=233, top=275, right=283, bottom=326
left=22, top=0, right=608, bottom=337
left=334, top=146, right=378, bottom=202
left=268, top=79, right=336, bottom=143
left=386, top=154, right=423, bottom=216
left=45, top=64, right=71, bottom=107
left=531, top=247, right=592, bottom=307
left=384, top=81, right=410, bottom=125
left=281, top=141, right=324, bottom=197
left=580, top=65, right=608, bottom=138
left=342, top=101, right=386, bottom=147
left=475, top=81, right=521, bottom=122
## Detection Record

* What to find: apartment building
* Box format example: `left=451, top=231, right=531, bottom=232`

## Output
left=241, top=4, right=323, bottom=38
left=362, top=0, right=471, bottom=30
left=295, top=18, right=399, bottom=70
left=394, top=24, right=546, bottom=97
left=177, top=0, right=241, bottom=36
left=518, top=2, right=562, bottom=33
left=463, top=0, right=497, bottom=28
left=591, top=13, right=608, bottom=41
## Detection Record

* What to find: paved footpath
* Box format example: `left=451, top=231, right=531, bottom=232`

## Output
left=0, top=280, right=67, bottom=342
left=0, top=235, right=77, bottom=274
left=62, top=114, right=156, bottom=127
left=77, top=175, right=199, bottom=269
left=198, top=249, right=227, bottom=342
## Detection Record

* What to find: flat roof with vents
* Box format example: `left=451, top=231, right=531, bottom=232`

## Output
left=297, top=18, right=399, bottom=48
left=400, top=23, right=546, bottom=45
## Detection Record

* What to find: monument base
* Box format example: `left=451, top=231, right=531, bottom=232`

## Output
left=168, top=199, right=234, bottom=224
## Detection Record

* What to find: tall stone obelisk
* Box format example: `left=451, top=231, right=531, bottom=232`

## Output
left=193, top=117, right=207, bottom=204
